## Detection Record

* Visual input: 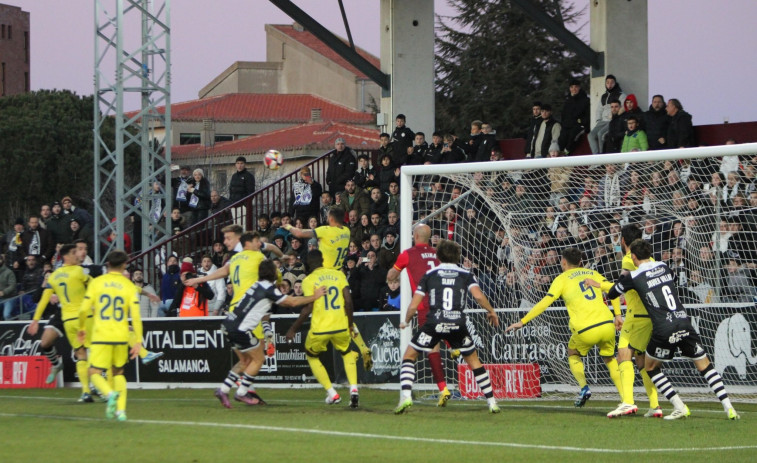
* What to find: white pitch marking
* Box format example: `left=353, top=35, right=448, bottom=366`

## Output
left=0, top=412, right=753, bottom=454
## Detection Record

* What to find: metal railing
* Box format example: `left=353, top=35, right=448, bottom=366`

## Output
left=129, top=148, right=377, bottom=288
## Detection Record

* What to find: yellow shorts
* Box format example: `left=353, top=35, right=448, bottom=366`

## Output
left=63, top=316, right=93, bottom=350
left=89, top=343, right=129, bottom=371
left=305, top=330, right=351, bottom=355
left=569, top=321, right=616, bottom=357
left=618, top=314, right=652, bottom=353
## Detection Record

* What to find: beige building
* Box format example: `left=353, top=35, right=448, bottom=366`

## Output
left=0, top=4, right=30, bottom=96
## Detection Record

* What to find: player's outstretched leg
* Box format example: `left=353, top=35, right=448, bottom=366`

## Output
left=215, top=371, right=238, bottom=408
left=639, top=367, right=662, bottom=418
left=697, top=361, right=739, bottom=420
left=463, top=351, right=499, bottom=414
left=43, top=346, right=63, bottom=384
left=113, top=373, right=128, bottom=421
left=307, top=353, right=340, bottom=404
left=395, top=359, right=415, bottom=414
left=568, top=355, right=591, bottom=408
left=648, top=367, right=690, bottom=420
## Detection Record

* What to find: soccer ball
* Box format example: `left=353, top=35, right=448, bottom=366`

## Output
left=264, top=150, right=283, bottom=170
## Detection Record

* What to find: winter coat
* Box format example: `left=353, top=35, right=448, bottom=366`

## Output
left=644, top=105, right=670, bottom=150
left=228, top=169, right=256, bottom=202
left=326, top=148, right=357, bottom=193
left=667, top=110, right=695, bottom=148
left=561, top=88, right=590, bottom=130
left=621, top=129, right=649, bottom=152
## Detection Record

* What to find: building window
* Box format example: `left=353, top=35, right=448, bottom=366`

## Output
left=2, top=25, right=5, bottom=39
left=214, top=134, right=234, bottom=143
left=24, top=32, right=29, bottom=63
left=214, top=170, right=227, bottom=192
left=24, top=72, right=29, bottom=92
left=179, top=133, right=201, bottom=145
left=7, top=25, right=10, bottom=39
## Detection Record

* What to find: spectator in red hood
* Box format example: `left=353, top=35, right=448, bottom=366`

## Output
left=620, top=93, right=644, bottom=130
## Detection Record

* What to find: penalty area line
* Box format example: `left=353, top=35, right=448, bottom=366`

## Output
left=0, top=412, right=754, bottom=454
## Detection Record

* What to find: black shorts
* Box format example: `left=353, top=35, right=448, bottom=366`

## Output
left=646, top=328, right=706, bottom=361
left=44, top=312, right=65, bottom=337
left=222, top=326, right=260, bottom=353
left=409, top=322, right=475, bottom=356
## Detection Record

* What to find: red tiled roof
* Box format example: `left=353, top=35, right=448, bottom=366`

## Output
left=270, top=24, right=380, bottom=80
left=126, top=93, right=375, bottom=124
left=171, top=121, right=380, bottom=160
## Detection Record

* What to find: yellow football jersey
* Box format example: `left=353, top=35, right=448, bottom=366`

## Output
left=313, top=225, right=351, bottom=269
left=228, top=249, right=266, bottom=312
left=621, top=252, right=650, bottom=317
left=302, top=267, right=350, bottom=334
left=47, top=265, right=91, bottom=320
left=522, top=267, right=619, bottom=332
left=80, top=271, right=142, bottom=343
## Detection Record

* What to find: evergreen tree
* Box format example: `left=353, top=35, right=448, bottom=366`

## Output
left=435, top=0, right=588, bottom=140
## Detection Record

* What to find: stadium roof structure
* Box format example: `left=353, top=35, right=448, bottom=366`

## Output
left=126, top=93, right=376, bottom=124
left=171, top=121, right=380, bottom=160
left=269, top=24, right=381, bottom=80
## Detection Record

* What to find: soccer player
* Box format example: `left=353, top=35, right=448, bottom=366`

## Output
left=386, top=223, right=451, bottom=406
left=285, top=250, right=360, bottom=408
left=215, top=260, right=325, bottom=408
left=77, top=250, right=142, bottom=421
left=585, top=239, right=739, bottom=420
left=285, top=209, right=372, bottom=370
left=395, top=240, right=501, bottom=414
left=607, top=224, right=661, bottom=418
left=28, top=244, right=94, bottom=401
left=505, top=247, right=623, bottom=408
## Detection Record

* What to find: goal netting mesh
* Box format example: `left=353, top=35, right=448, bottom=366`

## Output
left=399, top=145, right=757, bottom=402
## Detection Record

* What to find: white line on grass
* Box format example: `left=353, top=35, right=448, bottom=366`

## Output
left=0, top=412, right=753, bottom=454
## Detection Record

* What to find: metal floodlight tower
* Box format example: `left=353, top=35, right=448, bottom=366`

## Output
left=93, top=0, right=172, bottom=264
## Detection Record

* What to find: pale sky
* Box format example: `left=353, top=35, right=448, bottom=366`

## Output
left=6, top=0, right=757, bottom=125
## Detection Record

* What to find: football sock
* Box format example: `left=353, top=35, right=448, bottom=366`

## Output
left=76, top=360, right=91, bottom=393
left=472, top=366, right=494, bottom=400
left=618, top=360, right=635, bottom=405
left=400, top=359, right=415, bottom=400
left=341, top=351, right=358, bottom=386
left=640, top=368, right=659, bottom=408
left=221, top=371, right=239, bottom=394
left=113, top=374, right=127, bottom=412
left=568, top=355, right=587, bottom=389
left=90, top=371, right=112, bottom=397
left=428, top=352, right=447, bottom=392
left=605, top=358, right=622, bottom=401
left=701, top=364, right=733, bottom=411
left=236, top=373, right=255, bottom=396
left=649, top=368, right=685, bottom=410
left=139, top=347, right=148, bottom=359
left=42, top=346, right=60, bottom=367
left=307, top=356, right=333, bottom=391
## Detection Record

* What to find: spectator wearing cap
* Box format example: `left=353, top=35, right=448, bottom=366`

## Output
left=528, top=104, right=561, bottom=159
left=46, top=201, right=71, bottom=245
left=69, top=216, right=94, bottom=253
left=60, top=196, right=93, bottom=226
left=326, top=138, right=357, bottom=195
left=228, top=156, right=256, bottom=202
left=378, top=229, right=400, bottom=270
left=290, top=166, right=323, bottom=222
left=21, top=214, right=54, bottom=262
left=559, top=79, right=590, bottom=155
left=391, top=114, right=415, bottom=156
left=588, top=74, right=626, bottom=154
left=168, top=260, right=215, bottom=317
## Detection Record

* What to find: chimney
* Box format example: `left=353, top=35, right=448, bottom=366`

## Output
left=293, top=22, right=305, bottom=32
left=202, top=118, right=215, bottom=147
left=310, top=108, right=322, bottom=122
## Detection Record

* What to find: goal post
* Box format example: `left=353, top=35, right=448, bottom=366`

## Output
left=399, top=143, right=757, bottom=401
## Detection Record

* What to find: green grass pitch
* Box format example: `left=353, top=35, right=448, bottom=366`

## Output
left=0, top=388, right=755, bottom=462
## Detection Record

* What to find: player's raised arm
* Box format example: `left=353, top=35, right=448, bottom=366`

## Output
left=185, top=263, right=229, bottom=286
left=470, top=286, right=499, bottom=327
left=283, top=224, right=315, bottom=239
left=28, top=287, right=54, bottom=336
left=277, top=285, right=326, bottom=308
left=262, top=242, right=284, bottom=258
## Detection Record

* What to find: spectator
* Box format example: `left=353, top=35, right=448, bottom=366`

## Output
left=720, top=138, right=740, bottom=176
left=588, top=75, right=626, bottom=153
left=410, top=132, right=430, bottom=165
left=39, top=204, right=52, bottom=230
left=159, top=255, right=181, bottom=316
left=385, top=211, right=400, bottom=236
left=598, top=163, right=625, bottom=208
left=559, top=79, right=590, bottom=155
left=368, top=214, right=386, bottom=239
left=376, top=153, right=400, bottom=193
left=326, top=138, right=357, bottom=194
left=524, top=101, right=542, bottom=156
left=197, top=255, right=226, bottom=316
left=168, top=261, right=215, bottom=317
left=528, top=104, right=561, bottom=159
left=21, top=214, right=54, bottom=262
left=288, top=237, right=308, bottom=262
left=474, top=123, right=497, bottom=162
left=187, top=168, right=211, bottom=225
left=354, top=154, right=377, bottom=191
left=46, top=201, right=70, bottom=245
left=131, top=269, right=159, bottom=319
left=547, top=143, right=572, bottom=203
left=20, top=255, right=44, bottom=315
left=378, top=230, right=400, bottom=270
left=290, top=166, right=323, bottom=222
left=171, top=166, right=193, bottom=225
left=423, top=132, right=444, bottom=164
left=60, top=196, right=93, bottom=227
left=619, top=94, right=644, bottom=129
left=320, top=191, right=334, bottom=225
left=387, top=182, right=400, bottom=215
left=369, top=187, right=389, bottom=218
left=368, top=234, right=382, bottom=254
left=644, top=94, right=669, bottom=150
left=349, top=249, right=385, bottom=311
left=228, top=156, right=256, bottom=202
left=441, top=134, right=466, bottom=164
left=378, top=132, right=400, bottom=170
left=69, top=217, right=94, bottom=253
left=209, top=190, right=230, bottom=216
left=602, top=99, right=625, bottom=153
left=209, top=240, right=229, bottom=268
left=663, top=98, right=695, bottom=148
left=392, top=114, right=415, bottom=156
left=167, top=207, right=186, bottom=235
left=347, top=210, right=362, bottom=243
left=337, top=179, right=370, bottom=219
left=0, top=254, right=18, bottom=320
left=621, top=115, right=649, bottom=152
left=378, top=278, right=401, bottom=311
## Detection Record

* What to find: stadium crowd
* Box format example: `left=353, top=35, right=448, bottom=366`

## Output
left=2, top=76, right=756, bottom=321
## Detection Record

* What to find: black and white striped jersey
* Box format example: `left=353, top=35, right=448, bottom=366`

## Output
left=222, top=280, right=287, bottom=333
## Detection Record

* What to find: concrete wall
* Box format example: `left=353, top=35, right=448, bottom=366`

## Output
left=171, top=121, right=294, bottom=146
left=199, top=62, right=282, bottom=99
left=0, top=4, right=30, bottom=96
left=589, top=0, right=648, bottom=127
left=379, top=0, right=435, bottom=135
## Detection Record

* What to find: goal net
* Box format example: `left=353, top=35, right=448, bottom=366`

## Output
left=399, top=144, right=757, bottom=402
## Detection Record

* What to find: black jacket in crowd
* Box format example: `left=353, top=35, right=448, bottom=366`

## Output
left=644, top=105, right=671, bottom=150
left=228, top=169, right=256, bottom=202
left=667, top=110, right=695, bottom=148
left=326, top=148, right=357, bottom=194
left=561, top=89, right=590, bottom=130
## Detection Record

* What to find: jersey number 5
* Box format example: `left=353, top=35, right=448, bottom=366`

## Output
left=99, top=295, right=125, bottom=321
left=578, top=281, right=597, bottom=300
